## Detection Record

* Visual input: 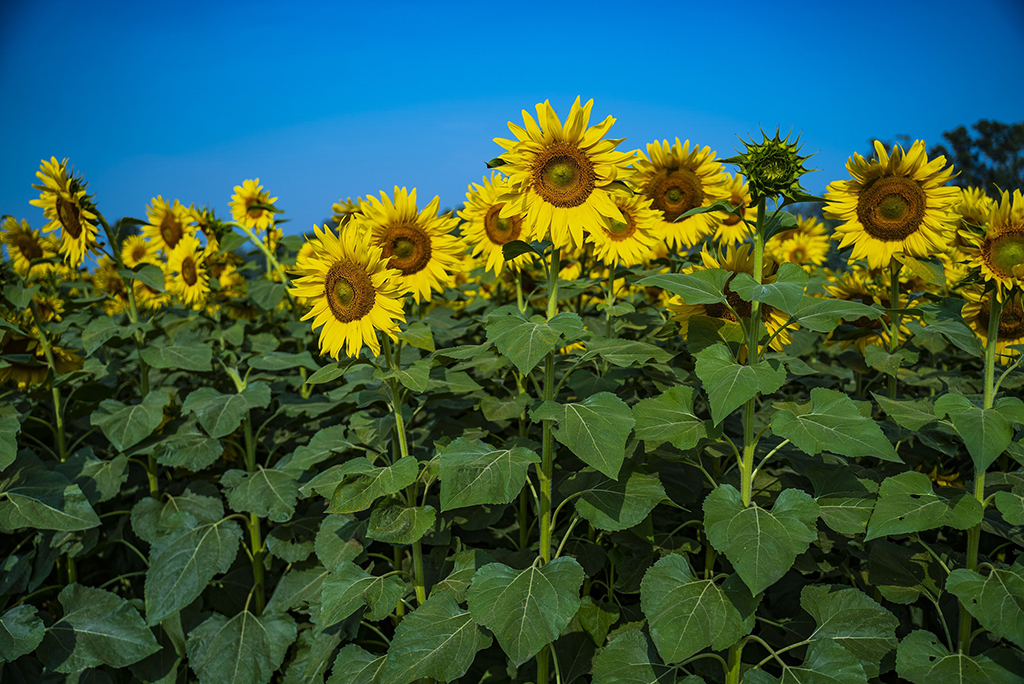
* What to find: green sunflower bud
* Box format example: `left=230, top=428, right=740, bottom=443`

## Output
left=723, top=129, right=818, bottom=205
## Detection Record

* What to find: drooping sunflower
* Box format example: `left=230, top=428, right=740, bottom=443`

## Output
left=0, top=332, right=82, bottom=390
left=1, top=217, right=58, bottom=277
left=230, top=179, right=278, bottom=233
left=289, top=225, right=408, bottom=358
left=29, top=157, right=100, bottom=267
left=821, top=266, right=910, bottom=351
left=960, top=189, right=1024, bottom=301
left=587, top=192, right=662, bottom=267
left=459, top=173, right=532, bottom=275
left=825, top=140, right=959, bottom=270
left=667, top=244, right=794, bottom=352
left=354, top=187, right=462, bottom=303
left=494, top=97, right=636, bottom=250
left=121, top=235, right=159, bottom=268
left=633, top=138, right=729, bottom=250
left=143, top=197, right=195, bottom=254
left=767, top=215, right=831, bottom=267
left=961, top=286, right=1024, bottom=364
left=167, top=234, right=209, bottom=308
left=710, top=173, right=755, bottom=246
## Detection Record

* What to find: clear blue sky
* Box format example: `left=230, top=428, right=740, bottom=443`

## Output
left=2, top=0, right=1023, bottom=236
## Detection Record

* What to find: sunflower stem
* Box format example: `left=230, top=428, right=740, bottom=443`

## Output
left=230, top=221, right=296, bottom=308
left=725, top=638, right=744, bottom=684
left=242, top=417, right=265, bottom=615
left=957, top=294, right=1003, bottom=652
left=887, top=257, right=901, bottom=399
left=740, top=199, right=767, bottom=508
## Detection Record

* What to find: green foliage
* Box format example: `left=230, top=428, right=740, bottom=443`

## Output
left=695, top=345, right=786, bottom=425
left=772, top=388, right=900, bottom=462
left=532, top=392, right=635, bottom=479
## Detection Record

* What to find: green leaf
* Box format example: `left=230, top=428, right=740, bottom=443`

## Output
left=704, top=485, right=819, bottom=595
left=249, top=279, right=287, bottom=311
left=638, top=269, right=730, bottom=305
left=467, top=558, right=585, bottom=665
left=894, top=253, right=945, bottom=286
left=695, top=345, right=786, bottom=425
left=275, top=424, right=355, bottom=476
left=328, top=644, right=386, bottom=684
left=181, top=383, right=270, bottom=438
left=865, top=471, right=982, bottom=541
left=38, top=584, right=159, bottom=673
left=327, top=456, right=418, bottom=514
left=249, top=351, right=320, bottom=371
left=378, top=593, right=492, bottom=684
left=130, top=482, right=223, bottom=544
left=304, top=360, right=359, bottom=385
left=3, top=284, right=39, bottom=309
left=640, top=554, right=755, bottom=664
left=935, top=394, right=1021, bottom=471
left=439, top=438, right=539, bottom=511
left=140, top=344, right=212, bottom=371
left=90, top=391, right=169, bottom=451
left=0, top=605, right=44, bottom=663
left=582, top=337, right=673, bottom=367
left=431, top=548, right=495, bottom=603
left=221, top=467, right=299, bottom=523
left=807, top=466, right=877, bottom=536
left=789, top=297, right=882, bottom=333
left=863, top=345, right=918, bottom=377
left=531, top=392, right=635, bottom=480
left=0, top=455, right=100, bottom=532
left=397, top=321, right=436, bottom=352
left=771, top=388, right=900, bottom=462
left=591, top=629, right=681, bottom=684
left=320, top=560, right=406, bottom=626
left=144, top=517, right=243, bottom=625
left=266, top=566, right=330, bottom=614
left=730, top=263, right=809, bottom=314
left=54, top=451, right=128, bottom=505
left=873, top=394, right=938, bottom=431
left=995, top=490, right=1024, bottom=525
left=0, top=411, right=21, bottom=471
left=896, top=630, right=1021, bottom=684
left=744, top=640, right=867, bottom=684
left=186, top=611, right=296, bottom=684
left=946, top=561, right=1024, bottom=648
left=315, top=515, right=365, bottom=571
left=81, top=317, right=136, bottom=354
left=152, top=428, right=223, bottom=472
left=561, top=467, right=666, bottom=532
left=680, top=198, right=743, bottom=219
left=801, top=585, right=898, bottom=678
left=632, top=386, right=709, bottom=451
left=118, top=263, right=166, bottom=291
left=366, top=501, right=436, bottom=544
left=501, top=239, right=539, bottom=260
left=485, top=308, right=584, bottom=374
left=577, top=596, right=621, bottom=646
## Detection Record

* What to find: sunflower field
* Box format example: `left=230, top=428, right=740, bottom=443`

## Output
left=3, top=98, right=1024, bottom=684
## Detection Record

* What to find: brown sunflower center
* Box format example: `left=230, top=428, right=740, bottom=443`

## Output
left=484, top=203, right=523, bottom=245
left=246, top=200, right=264, bottom=219
left=131, top=244, right=149, bottom=262
left=160, top=216, right=183, bottom=249
left=985, top=229, right=1024, bottom=277
left=856, top=176, right=927, bottom=242
left=648, top=168, right=704, bottom=222
left=181, top=256, right=198, bottom=286
left=703, top=281, right=752, bottom=321
left=982, top=299, right=1024, bottom=340
left=56, top=197, right=84, bottom=239
left=15, top=234, right=43, bottom=260
left=605, top=209, right=637, bottom=242
left=324, top=259, right=376, bottom=323
left=382, top=225, right=431, bottom=275
left=532, top=142, right=596, bottom=208
left=723, top=195, right=746, bottom=226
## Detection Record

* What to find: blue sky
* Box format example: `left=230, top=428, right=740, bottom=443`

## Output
left=2, top=0, right=1023, bottom=236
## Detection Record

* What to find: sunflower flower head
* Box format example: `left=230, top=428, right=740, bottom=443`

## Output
left=961, top=285, right=1024, bottom=364
left=29, top=157, right=100, bottom=267
left=459, top=173, right=531, bottom=275
left=143, top=197, right=195, bottom=254
left=230, top=179, right=279, bottom=233
left=960, top=189, right=1024, bottom=301
left=587, top=192, right=662, bottom=268
left=121, top=235, right=159, bottom=268
left=332, top=197, right=364, bottom=228
left=723, top=129, right=815, bottom=205
left=167, top=234, right=210, bottom=309
left=1, top=217, right=59, bottom=277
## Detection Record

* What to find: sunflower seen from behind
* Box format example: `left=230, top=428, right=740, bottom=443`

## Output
left=825, top=140, right=958, bottom=270
left=494, top=97, right=635, bottom=250
left=355, top=187, right=461, bottom=303
left=290, top=225, right=408, bottom=359
left=960, top=189, right=1024, bottom=301
left=167, top=234, right=209, bottom=308
left=29, top=157, right=100, bottom=267
left=460, top=173, right=531, bottom=275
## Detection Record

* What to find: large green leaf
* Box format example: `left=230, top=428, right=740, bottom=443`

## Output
left=327, top=644, right=386, bottom=684
left=438, top=438, right=539, bottom=511
left=130, top=482, right=223, bottom=544
left=946, top=561, right=1024, bottom=648
left=591, top=629, right=681, bottom=684
left=0, top=455, right=100, bottom=532
left=806, top=465, right=877, bottom=537
left=248, top=351, right=320, bottom=371
left=896, top=630, right=1020, bottom=684
left=872, top=394, right=938, bottom=431
left=315, top=515, right=365, bottom=571
left=181, top=383, right=271, bottom=438
left=772, top=388, right=900, bottom=462
left=152, top=427, right=223, bottom=472
left=704, top=485, right=819, bottom=594
left=0, top=410, right=20, bottom=471
left=485, top=308, right=584, bottom=374
left=582, top=337, right=673, bottom=367
left=801, top=585, right=898, bottom=678
left=789, top=297, right=882, bottom=333
left=366, top=501, right=435, bottom=544
left=320, top=560, right=405, bottom=626
left=744, top=640, right=867, bottom=684
left=640, top=554, right=755, bottom=664
left=467, top=558, right=584, bottom=665
left=90, top=391, right=169, bottom=451
left=378, top=593, right=492, bottom=684
left=221, top=467, right=299, bottom=523
left=266, top=566, right=331, bottom=614
left=632, top=386, right=709, bottom=451
left=186, top=611, right=295, bottom=684
left=38, top=584, right=159, bottom=673
left=140, top=344, right=212, bottom=372
left=561, top=467, right=666, bottom=532
left=865, top=471, right=982, bottom=541
left=694, top=345, right=786, bottom=425
left=54, top=450, right=128, bottom=504
left=275, top=425, right=355, bottom=476
left=0, top=605, right=44, bottom=663
left=639, top=269, right=730, bottom=304
left=934, top=394, right=1023, bottom=471
left=327, top=457, right=418, bottom=514
left=144, top=517, right=243, bottom=625
left=531, top=392, right=635, bottom=480
left=995, top=490, right=1024, bottom=525
left=730, top=262, right=809, bottom=314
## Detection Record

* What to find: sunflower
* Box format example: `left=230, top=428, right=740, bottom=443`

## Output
left=92, top=256, right=130, bottom=314
left=494, top=97, right=635, bottom=250
left=821, top=266, right=910, bottom=351
left=825, top=140, right=959, bottom=270
left=667, top=244, right=794, bottom=352
left=1, top=217, right=58, bottom=277
left=289, top=225, right=407, bottom=358
left=0, top=332, right=82, bottom=390
left=331, top=197, right=363, bottom=228
left=134, top=275, right=170, bottom=312
left=121, top=235, right=159, bottom=268
left=961, top=286, right=1024, bottom=364
left=459, top=173, right=532, bottom=275
left=143, top=197, right=195, bottom=254
left=230, top=179, right=278, bottom=233
left=353, top=187, right=462, bottom=303
left=710, top=173, right=756, bottom=246
left=587, top=192, right=662, bottom=267
left=767, top=215, right=830, bottom=267
left=167, top=234, right=209, bottom=308
left=960, top=189, right=1024, bottom=301
left=29, top=157, right=100, bottom=267
left=633, top=138, right=729, bottom=250
left=189, top=205, right=223, bottom=252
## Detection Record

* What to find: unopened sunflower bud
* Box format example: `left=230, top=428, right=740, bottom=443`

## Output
left=723, top=129, right=816, bottom=205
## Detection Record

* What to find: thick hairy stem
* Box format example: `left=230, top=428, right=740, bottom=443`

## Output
left=888, top=257, right=901, bottom=399
left=242, top=418, right=265, bottom=614
left=740, top=199, right=766, bottom=508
